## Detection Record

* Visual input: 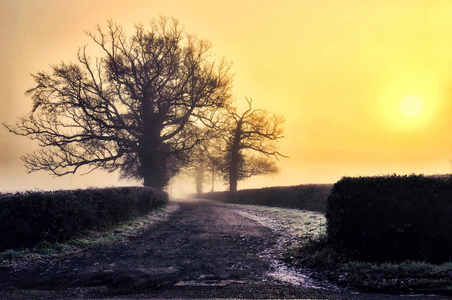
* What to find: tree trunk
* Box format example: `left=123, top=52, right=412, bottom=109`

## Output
left=140, top=152, right=168, bottom=189
left=195, top=165, right=204, bottom=194
left=138, top=122, right=169, bottom=189
left=229, top=122, right=242, bottom=192
left=140, top=101, right=169, bottom=189
left=211, top=159, right=215, bottom=192
left=229, top=159, right=238, bottom=192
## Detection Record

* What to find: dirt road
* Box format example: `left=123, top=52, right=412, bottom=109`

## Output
left=0, top=200, right=445, bottom=299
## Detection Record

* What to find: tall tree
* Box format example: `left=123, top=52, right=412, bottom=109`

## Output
left=207, top=98, right=285, bottom=192
left=4, top=17, right=232, bottom=189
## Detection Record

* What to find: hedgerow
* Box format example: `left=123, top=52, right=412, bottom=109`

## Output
left=326, top=174, right=452, bottom=263
left=0, top=187, right=167, bottom=251
left=201, top=184, right=332, bottom=213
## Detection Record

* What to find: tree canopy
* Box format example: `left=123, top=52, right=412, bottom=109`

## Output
left=203, top=98, right=286, bottom=192
left=5, top=17, right=232, bottom=189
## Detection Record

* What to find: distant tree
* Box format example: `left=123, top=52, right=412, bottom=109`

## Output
left=183, top=135, right=210, bottom=194
left=206, top=98, right=285, bottom=192
left=183, top=131, right=224, bottom=194
left=4, top=17, right=232, bottom=189
left=206, top=142, right=224, bottom=192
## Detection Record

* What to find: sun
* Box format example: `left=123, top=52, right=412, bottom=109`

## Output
left=400, top=95, right=424, bottom=117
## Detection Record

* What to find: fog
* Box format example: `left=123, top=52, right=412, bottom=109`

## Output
left=2, top=1, right=452, bottom=194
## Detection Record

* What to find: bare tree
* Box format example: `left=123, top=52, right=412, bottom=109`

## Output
left=4, top=17, right=232, bottom=189
left=206, top=98, right=285, bottom=192
left=182, top=130, right=224, bottom=194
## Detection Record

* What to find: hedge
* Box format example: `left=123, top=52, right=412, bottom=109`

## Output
left=0, top=187, right=167, bottom=251
left=200, top=184, right=333, bottom=213
left=326, top=175, right=452, bottom=263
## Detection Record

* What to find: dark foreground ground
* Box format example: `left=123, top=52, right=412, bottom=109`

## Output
left=0, top=199, right=447, bottom=299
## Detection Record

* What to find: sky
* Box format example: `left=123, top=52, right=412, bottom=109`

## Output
left=1, top=0, right=452, bottom=194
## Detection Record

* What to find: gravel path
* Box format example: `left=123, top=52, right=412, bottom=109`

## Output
left=0, top=199, right=447, bottom=299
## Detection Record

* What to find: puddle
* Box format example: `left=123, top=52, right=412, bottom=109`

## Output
left=266, top=260, right=339, bottom=291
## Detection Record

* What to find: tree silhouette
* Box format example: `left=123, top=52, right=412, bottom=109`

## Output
left=206, top=98, right=285, bottom=192
left=4, top=17, right=232, bottom=189
left=183, top=132, right=224, bottom=194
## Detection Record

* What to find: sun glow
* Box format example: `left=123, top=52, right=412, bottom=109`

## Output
left=400, top=96, right=424, bottom=117
left=377, top=69, right=440, bottom=133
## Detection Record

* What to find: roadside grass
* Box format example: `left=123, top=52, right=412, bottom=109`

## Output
left=226, top=203, right=452, bottom=294
left=0, top=204, right=179, bottom=264
left=287, top=236, right=452, bottom=293
left=229, top=204, right=326, bottom=238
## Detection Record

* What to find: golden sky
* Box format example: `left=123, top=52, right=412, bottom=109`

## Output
left=1, top=0, right=452, bottom=192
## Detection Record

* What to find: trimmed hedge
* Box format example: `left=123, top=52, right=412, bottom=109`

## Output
left=326, top=175, right=452, bottom=263
left=200, top=184, right=333, bottom=213
left=0, top=187, right=167, bottom=251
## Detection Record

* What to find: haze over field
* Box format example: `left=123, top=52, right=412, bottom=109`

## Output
left=1, top=0, right=452, bottom=194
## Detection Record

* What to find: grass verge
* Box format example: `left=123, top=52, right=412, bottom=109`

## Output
left=284, top=233, right=452, bottom=294
left=0, top=203, right=179, bottom=264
